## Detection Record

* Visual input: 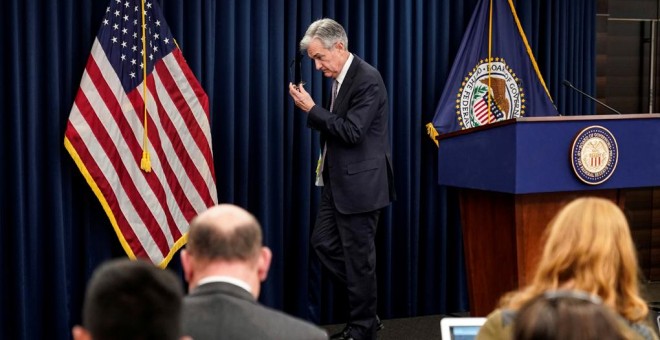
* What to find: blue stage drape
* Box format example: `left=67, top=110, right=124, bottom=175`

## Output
left=0, top=0, right=594, bottom=338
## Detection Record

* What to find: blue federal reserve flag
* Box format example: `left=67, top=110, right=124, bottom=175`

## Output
left=427, top=0, right=558, bottom=144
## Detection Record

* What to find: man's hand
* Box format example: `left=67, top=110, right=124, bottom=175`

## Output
left=289, top=83, right=315, bottom=113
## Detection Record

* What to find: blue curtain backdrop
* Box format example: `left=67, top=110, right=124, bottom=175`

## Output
left=0, top=0, right=595, bottom=338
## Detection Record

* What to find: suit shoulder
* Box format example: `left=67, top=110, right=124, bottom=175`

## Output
left=182, top=295, right=327, bottom=340
left=256, top=304, right=328, bottom=339
left=351, top=56, right=384, bottom=82
left=358, top=62, right=383, bottom=82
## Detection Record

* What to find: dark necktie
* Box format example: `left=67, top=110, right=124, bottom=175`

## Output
left=330, top=80, right=338, bottom=112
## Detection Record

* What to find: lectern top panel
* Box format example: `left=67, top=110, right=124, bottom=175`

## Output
left=436, top=115, right=660, bottom=193
left=436, top=114, right=660, bottom=140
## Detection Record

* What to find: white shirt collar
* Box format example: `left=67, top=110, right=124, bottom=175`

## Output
left=335, top=53, right=354, bottom=89
left=196, top=275, right=252, bottom=294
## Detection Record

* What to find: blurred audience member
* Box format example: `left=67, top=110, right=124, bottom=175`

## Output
left=514, top=290, right=628, bottom=340
left=72, top=258, right=184, bottom=340
left=180, top=204, right=328, bottom=340
left=477, top=197, right=658, bottom=340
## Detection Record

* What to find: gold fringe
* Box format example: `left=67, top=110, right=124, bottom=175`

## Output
left=425, top=123, right=439, bottom=147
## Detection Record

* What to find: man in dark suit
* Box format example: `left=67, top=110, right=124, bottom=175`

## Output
left=289, top=18, right=395, bottom=340
left=72, top=259, right=185, bottom=340
left=180, top=204, right=328, bottom=340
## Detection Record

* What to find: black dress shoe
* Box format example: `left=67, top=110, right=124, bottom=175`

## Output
left=330, top=317, right=383, bottom=340
left=330, top=326, right=353, bottom=340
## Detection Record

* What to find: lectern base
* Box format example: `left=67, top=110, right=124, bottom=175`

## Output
left=459, top=189, right=620, bottom=316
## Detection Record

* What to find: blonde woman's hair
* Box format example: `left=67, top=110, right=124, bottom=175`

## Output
left=501, top=197, right=648, bottom=322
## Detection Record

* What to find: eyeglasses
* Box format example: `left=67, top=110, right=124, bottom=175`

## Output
left=289, top=56, right=306, bottom=87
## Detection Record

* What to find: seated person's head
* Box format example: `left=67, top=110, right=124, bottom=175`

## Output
left=514, top=290, right=627, bottom=340
left=72, top=258, right=184, bottom=340
left=181, top=204, right=272, bottom=297
left=507, top=197, right=648, bottom=322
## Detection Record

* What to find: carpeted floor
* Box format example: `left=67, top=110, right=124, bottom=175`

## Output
left=320, top=282, right=660, bottom=339
left=647, top=282, right=660, bottom=335
left=325, top=312, right=658, bottom=340
left=645, top=282, right=660, bottom=304
left=323, top=314, right=445, bottom=340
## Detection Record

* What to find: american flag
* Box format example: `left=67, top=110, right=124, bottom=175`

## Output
left=64, top=0, right=217, bottom=267
left=473, top=93, right=504, bottom=125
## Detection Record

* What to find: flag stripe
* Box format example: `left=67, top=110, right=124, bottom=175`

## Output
left=125, top=85, right=201, bottom=226
left=93, top=39, right=201, bottom=250
left=141, top=87, right=200, bottom=226
left=121, top=54, right=213, bottom=224
left=171, top=49, right=214, bottom=135
left=66, top=121, right=151, bottom=257
left=174, top=49, right=212, bottom=120
left=474, top=98, right=489, bottom=124
left=84, top=50, right=181, bottom=252
left=65, top=121, right=150, bottom=258
left=165, top=52, right=216, bottom=194
left=75, top=73, right=171, bottom=259
left=89, top=43, right=188, bottom=242
left=153, top=58, right=217, bottom=206
left=157, top=54, right=215, bottom=182
left=146, top=79, right=213, bottom=217
left=169, top=50, right=217, bottom=197
left=68, top=101, right=163, bottom=261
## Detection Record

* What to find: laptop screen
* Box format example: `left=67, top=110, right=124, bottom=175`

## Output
left=448, top=325, right=481, bottom=340
left=440, top=317, right=486, bottom=340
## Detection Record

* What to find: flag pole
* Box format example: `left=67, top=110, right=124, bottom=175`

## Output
left=140, top=0, right=152, bottom=172
left=487, top=0, right=493, bottom=124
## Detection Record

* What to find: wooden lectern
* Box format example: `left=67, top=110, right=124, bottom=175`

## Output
left=436, top=114, right=660, bottom=316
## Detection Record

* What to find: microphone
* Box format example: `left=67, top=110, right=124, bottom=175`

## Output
left=562, top=80, right=621, bottom=115
left=293, top=53, right=305, bottom=87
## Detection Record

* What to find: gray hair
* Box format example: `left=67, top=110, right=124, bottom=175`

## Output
left=300, top=18, right=348, bottom=52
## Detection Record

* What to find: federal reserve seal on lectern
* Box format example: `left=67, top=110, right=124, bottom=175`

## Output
left=571, top=125, right=618, bottom=185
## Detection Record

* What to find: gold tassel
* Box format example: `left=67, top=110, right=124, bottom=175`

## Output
left=425, top=123, right=439, bottom=147
left=140, top=150, right=152, bottom=172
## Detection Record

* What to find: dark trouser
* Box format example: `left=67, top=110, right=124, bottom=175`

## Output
left=311, top=179, right=380, bottom=340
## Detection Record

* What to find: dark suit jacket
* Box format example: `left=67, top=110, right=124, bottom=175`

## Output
left=307, top=56, right=395, bottom=214
left=181, top=282, right=328, bottom=340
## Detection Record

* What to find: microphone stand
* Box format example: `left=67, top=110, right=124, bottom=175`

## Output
left=562, top=80, right=621, bottom=115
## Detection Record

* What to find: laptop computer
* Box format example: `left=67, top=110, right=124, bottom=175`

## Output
left=440, top=317, right=487, bottom=340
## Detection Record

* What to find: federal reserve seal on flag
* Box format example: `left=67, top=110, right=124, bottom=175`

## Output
left=456, top=58, right=525, bottom=129
left=571, top=126, right=618, bottom=185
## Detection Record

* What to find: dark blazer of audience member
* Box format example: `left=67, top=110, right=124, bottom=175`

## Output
left=180, top=204, right=328, bottom=340
left=477, top=197, right=658, bottom=340
left=514, top=290, right=629, bottom=340
left=72, top=258, right=185, bottom=340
